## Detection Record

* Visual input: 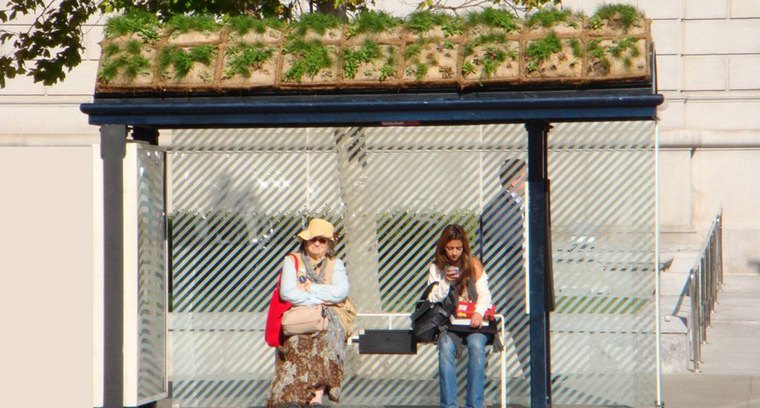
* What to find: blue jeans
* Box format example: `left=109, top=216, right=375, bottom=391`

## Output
left=438, top=331, right=488, bottom=408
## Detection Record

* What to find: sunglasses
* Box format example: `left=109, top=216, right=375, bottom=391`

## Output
left=308, top=237, right=329, bottom=244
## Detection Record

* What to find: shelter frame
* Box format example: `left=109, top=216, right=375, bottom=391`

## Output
left=82, top=84, right=663, bottom=408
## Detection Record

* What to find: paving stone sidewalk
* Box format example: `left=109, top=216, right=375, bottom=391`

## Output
left=662, top=273, right=760, bottom=408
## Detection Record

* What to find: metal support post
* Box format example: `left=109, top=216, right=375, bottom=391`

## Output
left=101, top=125, right=127, bottom=408
left=526, top=120, right=554, bottom=408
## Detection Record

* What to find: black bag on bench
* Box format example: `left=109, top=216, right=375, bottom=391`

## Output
left=447, top=318, right=503, bottom=350
left=410, top=282, right=456, bottom=343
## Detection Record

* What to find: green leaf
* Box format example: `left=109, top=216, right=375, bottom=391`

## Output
left=347, top=11, right=401, bottom=36
left=283, top=39, right=333, bottom=82
left=160, top=45, right=216, bottom=79
left=224, top=43, right=275, bottom=79
left=105, top=10, right=160, bottom=41
left=166, top=14, right=220, bottom=34
left=406, top=10, right=450, bottom=34
left=525, top=32, right=562, bottom=73
left=224, top=15, right=282, bottom=35
left=466, top=8, right=518, bottom=33
left=592, top=4, right=642, bottom=32
left=526, top=9, right=572, bottom=29
left=289, top=12, right=341, bottom=37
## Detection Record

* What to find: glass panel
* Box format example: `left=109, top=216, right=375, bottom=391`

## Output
left=549, top=121, right=656, bottom=407
left=166, top=122, right=656, bottom=407
left=136, top=146, right=168, bottom=400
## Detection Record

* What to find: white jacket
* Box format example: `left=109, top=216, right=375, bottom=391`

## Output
left=426, top=263, right=493, bottom=316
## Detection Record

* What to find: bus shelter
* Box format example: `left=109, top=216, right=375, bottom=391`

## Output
left=82, top=83, right=663, bottom=408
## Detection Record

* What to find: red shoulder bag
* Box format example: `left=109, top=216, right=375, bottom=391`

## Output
left=264, top=254, right=298, bottom=347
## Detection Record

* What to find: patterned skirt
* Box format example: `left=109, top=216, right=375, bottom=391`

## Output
left=265, top=330, right=345, bottom=408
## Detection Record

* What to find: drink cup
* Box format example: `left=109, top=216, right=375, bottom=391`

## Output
left=445, top=266, right=460, bottom=280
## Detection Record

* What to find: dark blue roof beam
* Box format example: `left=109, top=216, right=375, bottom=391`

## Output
left=81, top=88, right=663, bottom=128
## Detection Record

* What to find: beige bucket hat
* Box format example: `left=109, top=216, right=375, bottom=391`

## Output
left=297, top=218, right=335, bottom=242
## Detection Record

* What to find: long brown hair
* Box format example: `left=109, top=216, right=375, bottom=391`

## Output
left=434, top=224, right=474, bottom=295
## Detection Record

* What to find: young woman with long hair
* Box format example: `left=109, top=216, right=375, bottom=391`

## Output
left=427, top=224, right=493, bottom=408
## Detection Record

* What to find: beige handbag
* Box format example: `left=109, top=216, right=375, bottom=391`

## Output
left=281, top=305, right=328, bottom=336
left=333, top=298, right=356, bottom=337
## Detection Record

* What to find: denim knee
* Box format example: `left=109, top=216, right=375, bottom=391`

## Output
left=439, top=332, right=457, bottom=360
left=466, top=333, right=488, bottom=355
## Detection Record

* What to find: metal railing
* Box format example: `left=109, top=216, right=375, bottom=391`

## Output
left=689, top=211, right=724, bottom=371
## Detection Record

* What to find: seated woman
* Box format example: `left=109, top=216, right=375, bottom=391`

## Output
left=427, top=224, right=493, bottom=408
left=266, top=219, right=349, bottom=408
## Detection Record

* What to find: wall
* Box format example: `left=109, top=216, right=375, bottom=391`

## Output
left=690, top=148, right=760, bottom=275
left=654, top=0, right=760, bottom=274
left=559, top=0, right=760, bottom=274
left=0, top=6, right=103, bottom=406
left=0, top=146, right=97, bottom=407
left=0, top=0, right=101, bottom=140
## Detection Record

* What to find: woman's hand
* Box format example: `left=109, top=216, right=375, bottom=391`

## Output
left=443, top=266, right=460, bottom=282
left=470, top=312, right=484, bottom=328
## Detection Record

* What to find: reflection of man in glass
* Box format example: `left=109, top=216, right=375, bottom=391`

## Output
left=478, top=158, right=530, bottom=394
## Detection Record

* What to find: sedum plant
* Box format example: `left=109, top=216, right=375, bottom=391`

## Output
left=525, top=31, right=562, bottom=73
left=224, top=15, right=283, bottom=36
left=609, top=36, right=641, bottom=67
left=406, top=10, right=464, bottom=37
left=92, top=5, right=653, bottom=90
left=288, top=12, right=342, bottom=37
left=341, top=40, right=398, bottom=82
left=347, top=11, right=402, bottom=37
left=104, top=10, right=160, bottom=41
left=98, top=39, right=151, bottom=82
left=165, top=14, right=221, bottom=35
left=223, top=43, right=275, bottom=78
left=587, top=35, right=642, bottom=75
left=403, top=39, right=429, bottom=81
left=526, top=9, right=579, bottom=29
left=342, top=40, right=380, bottom=79
left=466, top=8, right=520, bottom=33
left=283, top=39, right=333, bottom=82
left=588, top=4, right=643, bottom=32
left=462, top=33, right=518, bottom=80
left=159, top=45, right=216, bottom=79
